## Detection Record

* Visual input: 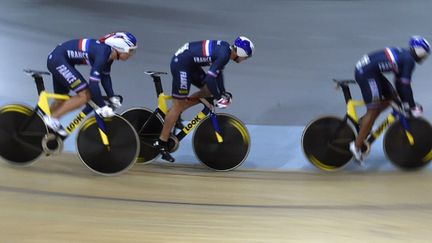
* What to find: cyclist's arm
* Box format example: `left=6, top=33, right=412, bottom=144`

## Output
left=203, top=73, right=224, bottom=100
left=203, top=52, right=230, bottom=99
left=88, top=73, right=104, bottom=107
left=395, top=60, right=416, bottom=107
left=100, top=61, right=114, bottom=97
left=88, top=48, right=111, bottom=107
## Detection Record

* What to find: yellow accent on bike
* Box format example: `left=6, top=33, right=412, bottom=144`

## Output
left=98, top=128, right=110, bottom=147
left=405, top=131, right=415, bottom=145
left=228, top=119, right=250, bottom=145
left=37, top=91, right=51, bottom=115
left=45, top=93, right=70, bottom=100
left=309, top=155, right=337, bottom=171
left=37, top=92, right=70, bottom=115
left=182, top=112, right=207, bottom=135
left=158, top=93, right=171, bottom=115
left=371, top=114, right=395, bottom=139
left=65, top=112, right=86, bottom=134
left=346, top=100, right=364, bottom=123
left=215, top=132, right=223, bottom=143
left=1, top=105, right=31, bottom=115
left=422, top=149, right=432, bottom=163
left=81, top=117, right=96, bottom=130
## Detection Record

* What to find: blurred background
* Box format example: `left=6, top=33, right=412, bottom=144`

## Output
left=1, top=0, right=431, bottom=125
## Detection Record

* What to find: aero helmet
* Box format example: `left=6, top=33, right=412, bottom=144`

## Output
left=409, top=35, right=430, bottom=62
left=100, top=32, right=137, bottom=53
left=234, top=36, right=254, bottom=58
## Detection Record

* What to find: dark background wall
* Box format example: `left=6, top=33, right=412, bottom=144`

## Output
left=1, top=0, right=431, bottom=125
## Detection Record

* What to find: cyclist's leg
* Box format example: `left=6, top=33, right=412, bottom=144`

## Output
left=155, top=58, right=192, bottom=162
left=183, top=67, right=208, bottom=109
left=49, top=63, right=70, bottom=115
left=352, top=71, right=386, bottom=161
left=52, top=89, right=91, bottom=118
left=47, top=58, right=90, bottom=119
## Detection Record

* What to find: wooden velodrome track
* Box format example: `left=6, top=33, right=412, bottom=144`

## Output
left=1, top=154, right=432, bottom=242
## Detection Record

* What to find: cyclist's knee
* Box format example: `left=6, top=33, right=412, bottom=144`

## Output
left=172, top=98, right=188, bottom=112
left=77, top=89, right=91, bottom=100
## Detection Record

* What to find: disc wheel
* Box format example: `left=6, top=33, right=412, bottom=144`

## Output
left=76, top=115, right=139, bottom=175
left=193, top=113, right=250, bottom=171
left=121, top=107, right=164, bottom=164
left=302, top=116, right=355, bottom=171
left=384, top=117, right=432, bottom=170
left=0, top=104, right=47, bottom=165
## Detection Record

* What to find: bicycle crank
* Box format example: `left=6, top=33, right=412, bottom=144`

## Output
left=42, top=133, right=64, bottom=155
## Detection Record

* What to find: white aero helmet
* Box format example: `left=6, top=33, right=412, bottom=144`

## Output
left=234, top=36, right=254, bottom=58
left=409, top=35, right=430, bottom=62
left=100, top=31, right=137, bottom=53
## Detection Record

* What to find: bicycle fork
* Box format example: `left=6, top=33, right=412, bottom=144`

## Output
left=94, top=114, right=111, bottom=151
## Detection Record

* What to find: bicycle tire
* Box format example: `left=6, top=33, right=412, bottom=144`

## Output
left=0, top=104, right=47, bottom=165
left=121, top=107, right=164, bottom=164
left=192, top=113, right=250, bottom=171
left=384, top=117, right=432, bottom=170
left=76, top=115, right=139, bottom=175
left=302, top=116, right=355, bottom=171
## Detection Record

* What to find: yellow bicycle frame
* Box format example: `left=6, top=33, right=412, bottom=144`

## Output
left=156, top=92, right=223, bottom=143
left=346, top=99, right=414, bottom=145
left=37, top=91, right=110, bottom=147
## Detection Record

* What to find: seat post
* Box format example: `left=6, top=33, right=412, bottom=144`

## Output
left=33, top=75, right=46, bottom=95
left=152, top=75, right=164, bottom=96
left=340, top=85, right=352, bottom=104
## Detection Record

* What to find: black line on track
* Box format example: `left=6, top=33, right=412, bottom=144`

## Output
left=1, top=185, right=432, bottom=211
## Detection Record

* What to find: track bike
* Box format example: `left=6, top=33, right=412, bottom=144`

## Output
left=0, top=69, right=139, bottom=175
left=121, top=71, right=250, bottom=171
left=302, top=79, right=432, bottom=171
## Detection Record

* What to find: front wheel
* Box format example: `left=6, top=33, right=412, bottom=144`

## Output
left=76, top=115, right=139, bottom=176
left=384, top=117, right=432, bottom=170
left=0, top=104, right=47, bottom=165
left=301, top=116, right=355, bottom=171
left=192, top=113, right=250, bottom=171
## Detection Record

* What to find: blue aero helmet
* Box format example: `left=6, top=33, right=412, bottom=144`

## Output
left=234, top=36, right=254, bottom=58
left=100, top=32, right=137, bottom=53
left=409, top=35, right=430, bottom=62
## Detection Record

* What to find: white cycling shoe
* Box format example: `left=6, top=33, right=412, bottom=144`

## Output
left=43, top=116, right=67, bottom=137
left=349, top=141, right=365, bottom=166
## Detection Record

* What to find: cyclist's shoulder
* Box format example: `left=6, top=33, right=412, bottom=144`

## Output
left=87, top=39, right=112, bottom=56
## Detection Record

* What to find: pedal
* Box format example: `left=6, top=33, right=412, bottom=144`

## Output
left=42, top=133, right=63, bottom=155
left=168, top=135, right=179, bottom=153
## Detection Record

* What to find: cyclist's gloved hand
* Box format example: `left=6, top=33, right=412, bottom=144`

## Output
left=109, top=95, right=122, bottom=109
left=215, top=92, right=232, bottom=109
left=96, top=105, right=116, bottom=118
left=410, top=104, right=423, bottom=118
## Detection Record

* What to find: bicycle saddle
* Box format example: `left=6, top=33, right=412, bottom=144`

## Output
left=333, top=79, right=356, bottom=86
left=23, top=69, right=50, bottom=77
left=144, top=71, right=168, bottom=77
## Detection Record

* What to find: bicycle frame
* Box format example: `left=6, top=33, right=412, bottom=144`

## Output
left=18, top=71, right=111, bottom=149
left=140, top=73, right=224, bottom=143
left=338, top=81, right=415, bottom=147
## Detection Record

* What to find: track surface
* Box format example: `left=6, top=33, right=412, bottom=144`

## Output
left=1, top=154, right=432, bottom=242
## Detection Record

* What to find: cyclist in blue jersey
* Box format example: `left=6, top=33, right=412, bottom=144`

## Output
left=153, top=36, right=255, bottom=162
left=350, top=36, right=430, bottom=164
left=44, top=32, right=137, bottom=136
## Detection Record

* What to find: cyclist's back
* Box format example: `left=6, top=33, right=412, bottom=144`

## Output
left=174, top=40, right=231, bottom=68
left=49, top=39, right=112, bottom=75
left=356, top=47, right=415, bottom=78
